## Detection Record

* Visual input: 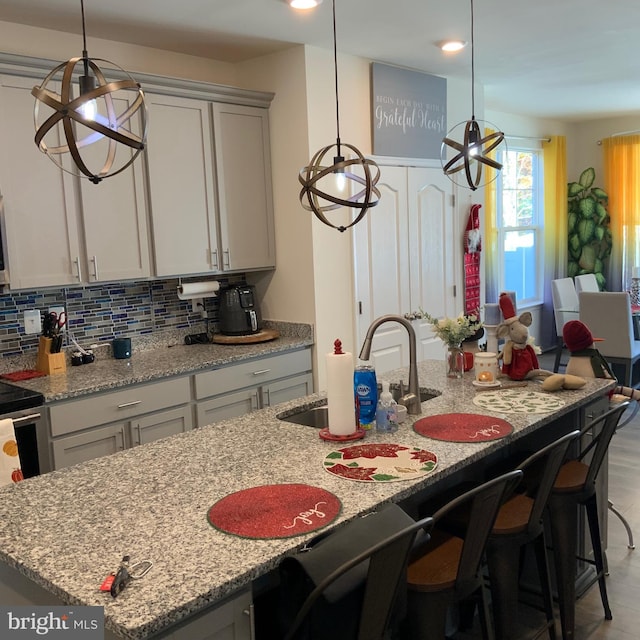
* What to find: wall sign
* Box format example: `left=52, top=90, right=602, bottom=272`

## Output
left=371, top=62, right=447, bottom=159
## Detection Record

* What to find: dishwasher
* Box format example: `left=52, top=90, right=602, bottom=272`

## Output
left=0, top=381, right=45, bottom=478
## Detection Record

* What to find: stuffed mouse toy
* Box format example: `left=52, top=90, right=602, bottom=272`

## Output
left=496, top=292, right=552, bottom=381
left=543, top=319, right=640, bottom=401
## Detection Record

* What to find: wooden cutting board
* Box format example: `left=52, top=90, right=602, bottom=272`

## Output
left=211, top=329, right=279, bottom=344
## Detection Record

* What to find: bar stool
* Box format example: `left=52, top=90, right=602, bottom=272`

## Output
left=405, top=470, right=523, bottom=640
left=548, top=401, right=630, bottom=640
left=278, top=503, right=433, bottom=640
left=485, top=430, right=580, bottom=640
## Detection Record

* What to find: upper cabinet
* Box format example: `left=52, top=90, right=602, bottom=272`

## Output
left=0, top=54, right=275, bottom=289
left=145, top=95, right=275, bottom=277
left=211, top=103, right=275, bottom=272
left=0, top=74, right=151, bottom=289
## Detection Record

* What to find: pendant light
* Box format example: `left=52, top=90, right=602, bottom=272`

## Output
left=31, top=0, right=147, bottom=184
left=298, top=0, right=381, bottom=232
left=441, top=0, right=505, bottom=191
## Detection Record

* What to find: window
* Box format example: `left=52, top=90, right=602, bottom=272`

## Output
left=495, top=148, right=544, bottom=306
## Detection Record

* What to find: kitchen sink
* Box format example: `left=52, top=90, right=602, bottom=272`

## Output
left=277, top=385, right=439, bottom=428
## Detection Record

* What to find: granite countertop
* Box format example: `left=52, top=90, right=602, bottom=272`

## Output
left=10, top=321, right=314, bottom=403
left=0, top=362, right=614, bottom=639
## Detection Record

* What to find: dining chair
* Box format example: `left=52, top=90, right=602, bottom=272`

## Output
left=404, top=470, right=523, bottom=640
left=548, top=402, right=630, bottom=640
left=574, top=273, right=600, bottom=294
left=278, top=503, right=433, bottom=640
left=551, top=278, right=580, bottom=372
left=579, top=291, right=640, bottom=386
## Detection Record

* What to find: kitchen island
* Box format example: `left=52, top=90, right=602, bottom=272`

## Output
left=0, top=361, right=614, bottom=639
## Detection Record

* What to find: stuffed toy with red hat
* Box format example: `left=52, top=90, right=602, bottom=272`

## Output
left=543, top=319, right=640, bottom=400
left=496, top=292, right=552, bottom=381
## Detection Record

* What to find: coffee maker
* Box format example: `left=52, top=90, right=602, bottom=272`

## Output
left=218, top=285, right=263, bottom=336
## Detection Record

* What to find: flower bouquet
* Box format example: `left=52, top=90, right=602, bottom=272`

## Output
left=419, top=311, right=483, bottom=378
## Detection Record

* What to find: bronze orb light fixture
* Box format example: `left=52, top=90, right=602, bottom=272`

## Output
left=31, top=0, right=147, bottom=184
left=441, top=0, right=505, bottom=191
left=298, top=0, right=381, bottom=232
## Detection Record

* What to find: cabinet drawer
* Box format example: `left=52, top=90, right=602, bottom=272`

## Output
left=194, top=349, right=312, bottom=400
left=49, top=376, right=191, bottom=436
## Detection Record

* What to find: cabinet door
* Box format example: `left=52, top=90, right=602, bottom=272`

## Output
left=211, top=103, right=275, bottom=271
left=51, top=423, right=127, bottom=470
left=79, top=90, right=150, bottom=282
left=0, top=74, right=83, bottom=288
left=262, top=373, right=314, bottom=407
left=196, top=389, right=259, bottom=427
left=131, top=405, right=194, bottom=446
left=145, top=94, right=219, bottom=276
left=159, top=588, right=253, bottom=640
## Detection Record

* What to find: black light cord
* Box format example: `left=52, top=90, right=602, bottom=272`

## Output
left=470, top=0, right=475, bottom=119
left=332, top=0, right=341, bottom=156
left=80, top=0, right=90, bottom=77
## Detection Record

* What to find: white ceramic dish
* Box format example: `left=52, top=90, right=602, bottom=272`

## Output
left=472, top=380, right=501, bottom=388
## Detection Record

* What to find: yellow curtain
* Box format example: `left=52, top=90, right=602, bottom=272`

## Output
left=602, top=135, right=640, bottom=290
left=540, top=136, right=567, bottom=348
left=483, top=128, right=499, bottom=303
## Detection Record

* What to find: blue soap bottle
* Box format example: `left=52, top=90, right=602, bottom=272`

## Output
left=354, top=363, right=377, bottom=429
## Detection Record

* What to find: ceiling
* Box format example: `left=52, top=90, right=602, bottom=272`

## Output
left=1, top=0, right=640, bottom=122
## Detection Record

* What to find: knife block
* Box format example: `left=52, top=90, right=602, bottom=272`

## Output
left=36, top=337, right=67, bottom=375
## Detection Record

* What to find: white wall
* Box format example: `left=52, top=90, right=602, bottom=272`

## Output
left=0, top=20, right=238, bottom=85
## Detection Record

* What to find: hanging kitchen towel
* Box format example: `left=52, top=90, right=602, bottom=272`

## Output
left=0, top=418, right=23, bottom=486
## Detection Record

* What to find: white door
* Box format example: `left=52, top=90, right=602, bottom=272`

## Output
left=353, top=164, right=456, bottom=374
left=354, top=166, right=411, bottom=373
left=408, top=167, right=456, bottom=361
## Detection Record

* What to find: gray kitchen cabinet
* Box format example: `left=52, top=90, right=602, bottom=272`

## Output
left=48, top=376, right=193, bottom=470
left=145, top=94, right=275, bottom=278
left=194, top=348, right=313, bottom=427
left=0, top=74, right=151, bottom=289
left=153, top=588, right=253, bottom=640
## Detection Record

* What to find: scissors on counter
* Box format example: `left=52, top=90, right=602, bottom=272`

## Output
left=110, top=555, right=153, bottom=598
left=43, top=311, right=67, bottom=353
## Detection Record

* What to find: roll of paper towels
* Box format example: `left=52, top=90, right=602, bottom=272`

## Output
left=177, top=281, right=220, bottom=300
left=326, top=340, right=356, bottom=436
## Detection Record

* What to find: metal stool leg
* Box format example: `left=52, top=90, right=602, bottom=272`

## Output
left=585, top=496, right=612, bottom=620
left=608, top=500, right=636, bottom=550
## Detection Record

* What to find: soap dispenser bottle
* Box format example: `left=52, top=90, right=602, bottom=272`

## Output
left=376, top=381, right=398, bottom=433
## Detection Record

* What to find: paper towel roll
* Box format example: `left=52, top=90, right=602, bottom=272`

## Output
left=326, top=347, right=356, bottom=436
left=177, top=281, right=220, bottom=300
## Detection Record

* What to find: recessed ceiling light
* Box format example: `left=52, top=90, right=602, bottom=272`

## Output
left=439, top=40, right=468, bottom=53
left=287, top=0, right=323, bottom=9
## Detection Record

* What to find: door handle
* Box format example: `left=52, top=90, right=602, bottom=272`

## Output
left=117, top=400, right=142, bottom=409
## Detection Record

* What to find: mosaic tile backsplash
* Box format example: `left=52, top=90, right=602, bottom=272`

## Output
left=0, top=275, right=246, bottom=358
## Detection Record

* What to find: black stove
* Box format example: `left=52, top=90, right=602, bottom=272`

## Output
left=0, top=380, right=44, bottom=414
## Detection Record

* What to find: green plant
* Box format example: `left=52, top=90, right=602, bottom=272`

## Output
left=567, top=167, right=611, bottom=289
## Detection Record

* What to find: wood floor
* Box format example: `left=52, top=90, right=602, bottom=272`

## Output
left=457, top=351, right=640, bottom=639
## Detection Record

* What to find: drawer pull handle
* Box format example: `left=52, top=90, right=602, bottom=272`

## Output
left=117, top=400, right=142, bottom=409
left=252, top=369, right=271, bottom=376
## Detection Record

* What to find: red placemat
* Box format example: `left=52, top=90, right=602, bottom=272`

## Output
left=1, top=370, right=46, bottom=381
left=207, top=483, right=341, bottom=539
left=413, top=413, right=513, bottom=442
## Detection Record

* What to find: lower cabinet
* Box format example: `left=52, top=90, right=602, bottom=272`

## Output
left=146, top=588, right=253, bottom=640
left=46, top=349, right=314, bottom=469
left=48, top=377, right=193, bottom=470
left=195, top=349, right=313, bottom=427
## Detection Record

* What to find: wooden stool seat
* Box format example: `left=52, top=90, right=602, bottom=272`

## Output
left=553, top=459, right=588, bottom=493
left=492, top=493, right=533, bottom=535
left=407, top=529, right=463, bottom=592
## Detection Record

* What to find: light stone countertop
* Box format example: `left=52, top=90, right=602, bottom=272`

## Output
left=0, top=361, right=614, bottom=639
left=10, top=321, right=314, bottom=403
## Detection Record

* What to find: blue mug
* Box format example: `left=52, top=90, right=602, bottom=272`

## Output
left=112, top=338, right=132, bottom=359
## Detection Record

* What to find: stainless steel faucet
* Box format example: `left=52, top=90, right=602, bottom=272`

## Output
left=358, top=314, right=421, bottom=415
